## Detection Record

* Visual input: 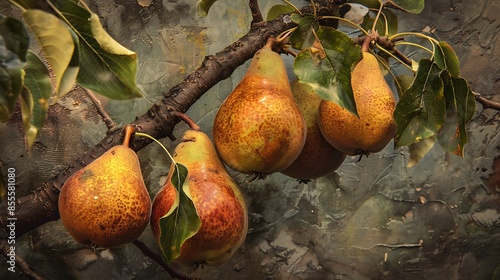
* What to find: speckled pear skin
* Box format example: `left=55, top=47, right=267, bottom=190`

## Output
left=213, top=41, right=306, bottom=174
left=282, top=80, right=346, bottom=180
left=151, top=130, right=248, bottom=266
left=318, top=51, right=396, bottom=156
left=58, top=145, right=151, bottom=248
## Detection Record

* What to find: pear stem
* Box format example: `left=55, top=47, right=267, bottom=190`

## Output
left=264, top=37, right=276, bottom=50
left=134, top=132, right=176, bottom=165
left=172, top=111, right=202, bottom=132
left=361, top=35, right=374, bottom=52
left=122, top=125, right=136, bottom=148
left=371, top=1, right=385, bottom=35
left=134, top=131, right=185, bottom=196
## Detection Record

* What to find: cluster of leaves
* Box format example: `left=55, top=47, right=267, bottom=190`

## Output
left=289, top=0, right=475, bottom=166
left=0, top=0, right=141, bottom=150
left=199, top=0, right=475, bottom=166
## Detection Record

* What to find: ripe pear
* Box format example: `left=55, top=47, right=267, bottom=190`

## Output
left=318, top=43, right=396, bottom=156
left=213, top=38, right=306, bottom=175
left=151, top=113, right=248, bottom=266
left=58, top=125, right=151, bottom=247
left=282, top=79, right=346, bottom=180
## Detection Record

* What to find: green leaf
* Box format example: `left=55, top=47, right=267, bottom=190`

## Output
left=361, top=8, right=399, bottom=36
left=0, top=15, right=27, bottom=122
left=266, top=4, right=296, bottom=21
left=407, top=135, right=436, bottom=167
left=0, top=14, right=29, bottom=61
left=18, top=87, right=32, bottom=130
left=394, top=75, right=415, bottom=98
left=290, top=14, right=318, bottom=50
left=56, top=1, right=142, bottom=100
left=437, top=71, right=475, bottom=157
left=434, top=41, right=460, bottom=78
left=158, top=163, right=201, bottom=263
left=290, top=13, right=302, bottom=24
left=394, top=59, right=446, bottom=147
left=293, top=26, right=362, bottom=116
left=57, top=28, right=80, bottom=101
left=22, top=9, right=78, bottom=100
left=21, top=51, right=52, bottom=151
left=197, top=0, right=218, bottom=17
left=8, top=0, right=58, bottom=10
left=386, top=0, right=425, bottom=14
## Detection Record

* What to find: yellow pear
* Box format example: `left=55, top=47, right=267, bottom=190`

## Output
left=318, top=43, right=396, bottom=156
left=213, top=38, right=306, bottom=175
left=58, top=125, right=151, bottom=247
left=151, top=113, right=248, bottom=266
left=282, top=79, right=345, bottom=180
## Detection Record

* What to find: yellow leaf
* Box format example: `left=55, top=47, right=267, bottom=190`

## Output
left=89, top=13, right=135, bottom=56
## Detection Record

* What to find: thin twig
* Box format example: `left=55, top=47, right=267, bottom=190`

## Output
left=354, top=35, right=413, bottom=66
left=351, top=241, right=423, bottom=250
left=249, top=0, right=263, bottom=25
left=83, top=87, right=117, bottom=131
left=1, top=240, right=47, bottom=280
left=474, top=92, right=500, bottom=111
left=132, top=240, right=198, bottom=280
left=392, top=47, right=413, bottom=66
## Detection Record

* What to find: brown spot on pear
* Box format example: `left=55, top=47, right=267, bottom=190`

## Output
left=151, top=120, right=248, bottom=266
left=318, top=47, right=396, bottom=156
left=282, top=79, right=346, bottom=180
left=213, top=38, right=306, bottom=175
left=58, top=126, right=151, bottom=247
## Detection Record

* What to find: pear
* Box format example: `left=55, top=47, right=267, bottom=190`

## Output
left=282, top=79, right=346, bottom=180
left=317, top=38, right=396, bottom=156
left=58, top=125, right=151, bottom=247
left=213, top=38, right=306, bottom=175
left=151, top=112, right=248, bottom=266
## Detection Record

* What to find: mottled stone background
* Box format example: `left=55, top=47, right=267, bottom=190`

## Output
left=0, top=0, right=498, bottom=279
